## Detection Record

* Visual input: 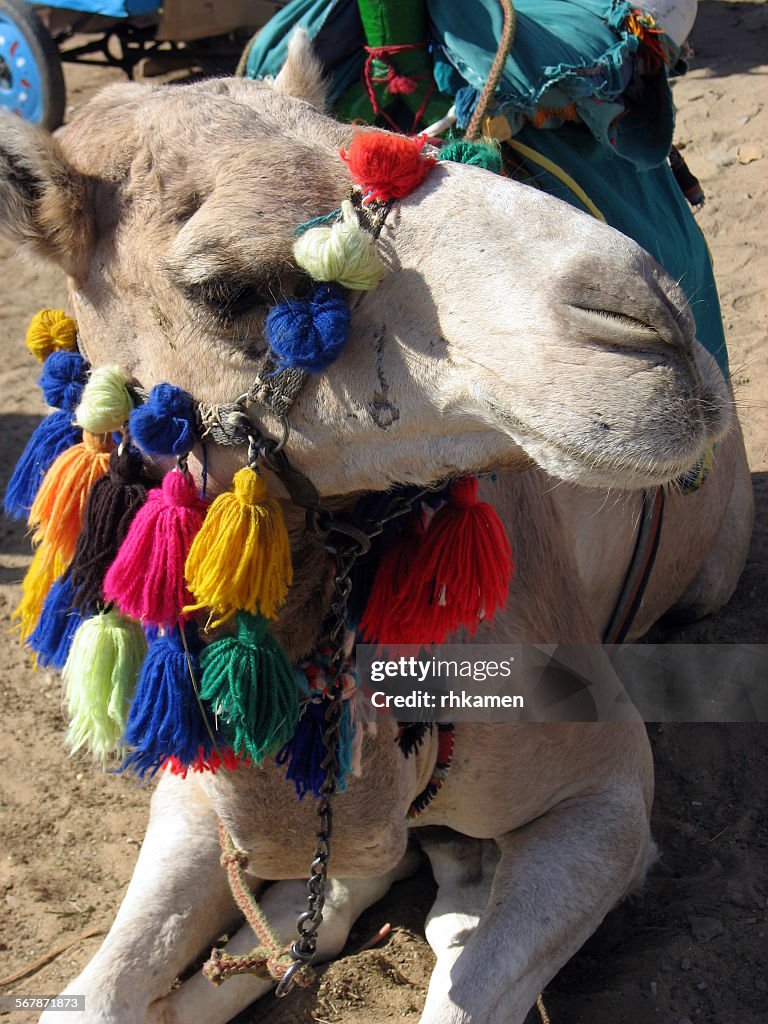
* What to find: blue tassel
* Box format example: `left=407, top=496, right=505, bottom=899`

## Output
left=4, top=410, right=82, bottom=519
left=26, top=572, right=85, bottom=669
left=39, top=351, right=88, bottom=411
left=129, top=383, right=198, bottom=457
left=265, top=284, right=350, bottom=372
left=122, top=625, right=216, bottom=778
left=276, top=698, right=351, bottom=799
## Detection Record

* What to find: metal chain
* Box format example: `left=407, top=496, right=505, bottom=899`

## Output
left=274, top=480, right=441, bottom=996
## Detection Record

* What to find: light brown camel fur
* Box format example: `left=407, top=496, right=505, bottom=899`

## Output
left=0, top=31, right=752, bottom=1024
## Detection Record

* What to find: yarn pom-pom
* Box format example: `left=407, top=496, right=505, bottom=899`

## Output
left=26, top=571, right=85, bottom=670
left=340, top=132, right=436, bottom=203
left=122, top=625, right=218, bottom=778
left=39, top=351, right=89, bottom=411
left=3, top=410, right=82, bottom=520
left=25, top=309, right=78, bottom=362
left=28, top=431, right=113, bottom=564
left=74, top=364, right=133, bottom=434
left=293, top=201, right=384, bottom=291
left=68, top=446, right=148, bottom=613
left=198, top=611, right=298, bottom=764
left=265, top=284, right=350, bottom=373
left=129, top=383, right=198, bottom=457
left=184, top=467, right=292, bottom=627
left=63, top=609, right=147, bottom=764
left=104, top=469, right=207, bottom=629
left=438, top=138, right=503, bottom=174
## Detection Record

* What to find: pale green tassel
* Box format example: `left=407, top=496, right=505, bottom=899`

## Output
left=63, top=609, right=147, bottom=764
left=74, top=364, right=133, bottom=434
left=293, top=200, right=384, bottom=291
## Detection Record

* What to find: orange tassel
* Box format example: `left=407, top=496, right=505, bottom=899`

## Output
left=28, top=431, right=113, bottom=564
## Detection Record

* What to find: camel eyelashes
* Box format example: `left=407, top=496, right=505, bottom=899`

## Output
left=180, top=275, right=272, bottom=321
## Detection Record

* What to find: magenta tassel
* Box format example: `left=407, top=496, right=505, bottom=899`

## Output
left=103, top=470, right=207, bottom=629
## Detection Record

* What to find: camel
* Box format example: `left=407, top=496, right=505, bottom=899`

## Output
left=0, top=31, right=753, bottom=1024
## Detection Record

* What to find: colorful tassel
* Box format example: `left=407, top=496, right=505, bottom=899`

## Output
left=359, top=510, right=426, bottom=643
left=340, top=132, right=436, bottom=202
left=104, top=469, right=207, bottom=629
left=276, top=698, right=352, bottom=799
left=361, top=478, right=513, bottom=644
left=438, top=138, right=503, bottom=174
left=39, top=350, right=89, bottom=411
left=74, top=365, right=133, bottom=435
left=162, top=747, right=242, bottom=777
left=129, top=383, right=198, bottom=457
left=25, top=309, right=78, bottom=362
left=3, top=410, right=82, bottom=519
left=198, top=611, right=298, bottom=764
left=184, top=467, right=292, bottom=628
left=28, top=431, right=113, bottom=564
left=63, top=609, right=147, bottom=764
left=13, top=542, right=69, bottom=642
left=293, top=200, right=384, bottom=291
left=68, top=446, right=148, bottom=613
left=26, top=571, right=85, bottom=669
left=264, top=284, right=350, bottom=373
left=122, top=625, right=218, bottom=778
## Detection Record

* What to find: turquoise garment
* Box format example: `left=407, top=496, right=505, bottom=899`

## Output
left=511, top=124, right=728, bottom=378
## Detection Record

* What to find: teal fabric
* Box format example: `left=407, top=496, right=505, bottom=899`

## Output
left=429, top=0, right=674, bottom=170
left=512, top=123, right=728, bottom=378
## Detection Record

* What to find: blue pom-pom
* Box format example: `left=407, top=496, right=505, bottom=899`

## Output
left=129, top=383, right=198, bottom=457
left=265, top=285, right=350, bottom=373
left=122, top=625, right=216, bottom=778
left=39, top=351, right=88, bottom=411
left=26, top=572, right=85, bottom=669
left=4, top=410, right=82, bottom=519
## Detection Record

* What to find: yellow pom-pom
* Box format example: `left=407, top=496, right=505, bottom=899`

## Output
left=293, top=200, right=385, bottom=291
left=13, top=542, right=68, bottom=643
left=184, top=467, right=293, bottom=628
left=74, top=365, right=133, bottom=434
left=25, top=309, right=78, bottom=362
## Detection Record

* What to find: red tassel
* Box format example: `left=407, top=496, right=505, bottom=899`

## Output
left=340, top=132, right=436, bottom=203
left=162, top=748, right=243, bottom=777
left=359, top=511, right=426, bottom=644
left=103, top=470, right=207, bottom=629
left=361, top=478, right=513, bottom=645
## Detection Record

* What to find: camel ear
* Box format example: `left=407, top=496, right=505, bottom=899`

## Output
left=0, top=113, right=92, bottom=275
left=272, top=29, right=329, bottom=112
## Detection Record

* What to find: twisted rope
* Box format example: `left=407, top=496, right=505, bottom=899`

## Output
left=465, top=0, right=517, bottom=140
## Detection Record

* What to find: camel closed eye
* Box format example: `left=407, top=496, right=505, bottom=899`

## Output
left=181, top=274, right=272, bottom=321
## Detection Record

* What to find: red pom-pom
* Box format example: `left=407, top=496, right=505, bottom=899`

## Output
left=387, top=73, right=418, bottom=96
left=340, top=132, right=436, bottom=202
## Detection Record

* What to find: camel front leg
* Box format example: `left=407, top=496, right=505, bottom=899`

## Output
left=419, top=787, right=653, bottom=1024
left=41, top=772, right=238, bottom=1024
left=155, top=849, right=421, bottom=1024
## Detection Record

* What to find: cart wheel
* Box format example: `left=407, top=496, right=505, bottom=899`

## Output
left=0, top=0, right=65, bottom=129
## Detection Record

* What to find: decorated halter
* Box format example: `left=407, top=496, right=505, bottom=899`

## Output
left=6, top=130, right=512, bottom=988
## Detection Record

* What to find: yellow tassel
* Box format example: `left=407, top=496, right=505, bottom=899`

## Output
left=25, top=309, right=78, bottom=362
left=28, top=431, right=113, bottom=564
left=13, top=542, right=69, bottom=643
left=184, top=467, right=293, bottom=628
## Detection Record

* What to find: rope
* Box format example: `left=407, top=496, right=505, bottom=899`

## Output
left=465, top=0, right=517, bottom=140
left=537, top=993, right=552, bottom=1023
left=202, top=822, right=314, bottom=988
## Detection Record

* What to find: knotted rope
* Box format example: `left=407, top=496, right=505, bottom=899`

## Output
left=202, top=822, right=314, bottom=988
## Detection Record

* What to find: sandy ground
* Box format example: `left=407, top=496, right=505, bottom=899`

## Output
left=0, top=2, right=766, bottom=1023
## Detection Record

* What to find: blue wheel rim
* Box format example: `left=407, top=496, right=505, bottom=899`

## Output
left=0, top=12, right=46, bottom=124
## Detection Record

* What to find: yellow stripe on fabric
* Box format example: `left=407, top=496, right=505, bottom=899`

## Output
left=505, top=139, right=607, bottom=222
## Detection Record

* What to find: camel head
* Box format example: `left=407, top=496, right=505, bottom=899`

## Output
left=0, top=33, right=730, bottom=496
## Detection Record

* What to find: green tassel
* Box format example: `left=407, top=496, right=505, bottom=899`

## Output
left=199, top=611, right=298, bottom=764
left=63, top=609, right=147, bottom=764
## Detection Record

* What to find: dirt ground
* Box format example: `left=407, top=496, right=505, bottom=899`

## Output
left=0, top=2, right=766, bottom=1023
